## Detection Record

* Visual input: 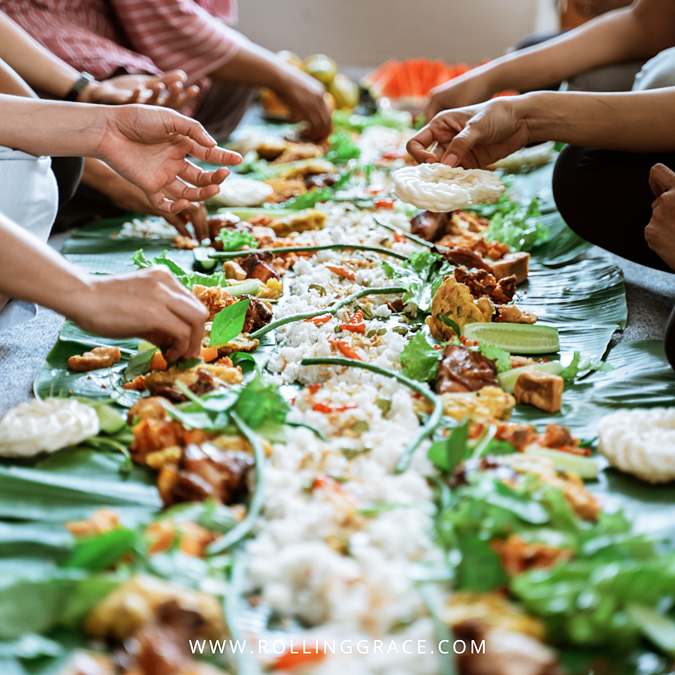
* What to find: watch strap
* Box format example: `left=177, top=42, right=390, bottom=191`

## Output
left=64, top=72, right=96, bottom=102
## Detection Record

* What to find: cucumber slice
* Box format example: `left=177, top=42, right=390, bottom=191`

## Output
left=96, top=404, right=127, bottom=435
left=137, top=340, right=158, bottom=353
left=524, top=445, right=598, bottom=480
left=221, top=207, right=296, bottom=221
left=193, top=247, right=217, bottom=271
left=498, top=362, right=564, bottom=394
left=462, top=323, right=560, bottom=355
left=226, top=279, right=262, bottom=297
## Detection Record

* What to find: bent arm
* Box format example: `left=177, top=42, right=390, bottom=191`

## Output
left=453, top=0, right=675, bottom=99
left=524, top=88, right=675, bottom=152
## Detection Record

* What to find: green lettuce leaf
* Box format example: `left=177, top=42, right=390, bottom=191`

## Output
left=400, top=332, right=440, bottom=383
left=215, top=230, right=259, bottom=252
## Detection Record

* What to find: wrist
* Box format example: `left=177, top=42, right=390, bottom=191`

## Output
left=514, top=91, right=554, bottom=144
left=76, top=80, right=100, bottom=104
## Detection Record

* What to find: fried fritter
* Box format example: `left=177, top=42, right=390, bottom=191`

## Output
left=68, top=346, right=121, bottom=372
left=191, top=285, right=237, bottom=322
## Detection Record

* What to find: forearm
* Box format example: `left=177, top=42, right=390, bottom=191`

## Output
left=0, top=213, right=89, bottom=316
left=523, top=88, right=675, bottom=152
left=209, top=40, right=286, bottom=90
left=0, top=95, right=104, bottom=156
left=0, top=13, right=81, bottom=98
left=476, top=3, right=666, bottom=96
left=0, top=59, right=35, bottom=97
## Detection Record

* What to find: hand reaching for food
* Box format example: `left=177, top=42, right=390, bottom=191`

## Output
left=80, top=70, right=201, bottom=110
left=426, top=73, right=495, bottom=121
left=96, top=105, right=242, bottom=213
left=407, top=97, right=531, bottom=169
left=645, top=163, right=675, bottom=272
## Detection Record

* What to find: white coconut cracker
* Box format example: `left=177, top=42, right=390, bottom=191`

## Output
left=207, top=176, right=273, bottom=207
left=0, top=398, right=99, bottom=458
left=598, top=408, right=675, bottom=483
left=393, top=163, right=505, bottom=212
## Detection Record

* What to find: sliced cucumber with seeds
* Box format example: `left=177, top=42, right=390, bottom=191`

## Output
left=462, top=323, right=560, bottom=355
left=498, top=362, right=564, bottom=394
left=524, top=445, right=598, bottom=480
left=193, top=247, right=218, bottom=271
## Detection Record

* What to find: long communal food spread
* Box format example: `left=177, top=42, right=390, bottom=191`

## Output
left=2, top=111, right=675, bottom=675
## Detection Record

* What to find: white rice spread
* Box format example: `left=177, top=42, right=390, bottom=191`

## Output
left=393, top=164, right=505, bottom=212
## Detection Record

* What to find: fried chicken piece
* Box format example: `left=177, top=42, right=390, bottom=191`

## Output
left=541, top=424, right=575, bottom=449
left=453, top=268, right=517, bottom=304
left=410, top=210, right=450, bottom=242
left=514, top=370, right=564, bottom=413
left=173, top=234, right=199, bottom=250
left=130, top=418, right=207, bottom=461
left=435, top=344, right=499, bottom=395
left=66, top=508, right=121, bottom=538
left=127, top=397, right=168, bottom=425
left=494, top=304, right=538, bottom=324
left=495, top=422, right=540, bottom=452
left=491, top=535, right=572, bottom=576
left=451, top=210, right=490, bottom=233
left=493, top=252, right=530, bottom=285
left=68, top=346, right=121, bottom=372
left=270, top=208, right=326, bottom=237
left=191, top=285, right=237, bottom=322
left=144, top=368, right=218, bottom=403
left=240, top=295, right=273, bottom=333
left=240, top=251, right=280, bottom=283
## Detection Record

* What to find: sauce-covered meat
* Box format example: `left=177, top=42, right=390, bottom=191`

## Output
left=435, top=344, right=499, bottom=394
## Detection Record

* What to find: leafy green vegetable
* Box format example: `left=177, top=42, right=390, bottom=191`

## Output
left=124, top=348, right=156, bottom=381
left=428, top=420, right=469, bottom=473
left=561, top=350, right=614, bottom=381
left=234, top=374, right=290, bottom=430
left=209, top=300, right=250, bottom=347
left=279, top=170, right=353, bottom=210
left=215, top=230, right=259, bottom=252
left=62, top=528, right=138, bottom=571
left=326, top=129, right=361, bottom=162
left=131, top=249, right=232, bottom=289
left=383, top=249, right=453, bottom=315
left=400, top=332, right=440, bottom=383
left=478, top=343, right=511, bottom=373
left=438, top=313, right=462, bottom=338
left=332, top=108, right=412, bottom=132
left=465, top=197, right=547, bottom=252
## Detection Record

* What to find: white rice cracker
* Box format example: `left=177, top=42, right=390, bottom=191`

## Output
left=393, top=163, right=504, bottom=212
left=598, top=408, right=675, bottom=483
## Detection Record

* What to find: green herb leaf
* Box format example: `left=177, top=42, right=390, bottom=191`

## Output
left=477, top=342, right=511, bottom=373
left=209, top=300, right=251, bottom=347
left=400, top=332, right=440, bottom=383
left=438, top=313, right=462, bottom=338
left=234, top=375, right=289, bottom=430
left=326, top=129, right=361, bottom=162
left=62, top=527, right=138, bottom=571
left=428, top=419, right=470, bottom=472
left=215, top=230, right=259, bottom=252
left=124, top=348, right=156, bottom=381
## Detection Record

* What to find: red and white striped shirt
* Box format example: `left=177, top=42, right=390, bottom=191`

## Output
left=0, top=0, right=242, bottom=94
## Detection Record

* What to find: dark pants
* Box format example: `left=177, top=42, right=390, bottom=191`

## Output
left=552, top=145, right=675, bottom=368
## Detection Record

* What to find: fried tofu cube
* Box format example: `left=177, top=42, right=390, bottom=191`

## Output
left=493, top=252, right=530, bottom=285
left=514, top=369, right=563, bottom=413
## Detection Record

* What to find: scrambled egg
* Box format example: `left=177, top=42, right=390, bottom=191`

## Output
left=414, top=386, right=515, bottom=422
left=426, top=276, right=493, bottom=340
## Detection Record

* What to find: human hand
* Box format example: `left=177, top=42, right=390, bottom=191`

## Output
left=80, top=71, right=200, bottom=110
left=407, top=97, right=531, bottom=169
left=645, top=163, right=675, bottom=271
left=275, top=65, right=332, bottom=141
left=71, top=267, right=207, bottom=361
left=96, top=105, right=241, bottom=213
left=426, top=72, right=495, bottom=120
left=571, top=0, right=631, bottom=18
left=107, top=171, right=209, bottom=240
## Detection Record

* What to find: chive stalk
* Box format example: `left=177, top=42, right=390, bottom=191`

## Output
left=210, top=243, right=409, bottom=261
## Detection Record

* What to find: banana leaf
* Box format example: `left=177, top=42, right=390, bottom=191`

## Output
left=530, top=212, right=593, bottom=267
left=0, top=448, right=160, bottom=522
left=59, top=321, right=139, bottom=354
left=507, top=160, right=557, bottom=213
left=519, top=255, right=627, bottom=329
left=33, top=339, right=129, bottom=402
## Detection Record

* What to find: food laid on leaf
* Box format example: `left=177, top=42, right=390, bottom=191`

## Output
left=3, top=103, right=675, bottom=675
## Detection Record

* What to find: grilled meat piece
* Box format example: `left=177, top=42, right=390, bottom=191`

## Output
left=241, top=250, right=280, bottom=283
left=207, top=213, right=240, bottom=243
left=434, top=245, right=494, bottom=272
left=241, top=295, right=273, bottom=333
left=168, top=443, right=254, bottom=505
left=453, top=268, right=517, bottom=304
left=304, top=173, right=339, bottom=190
left=492, top=252, right=530, bottom=285
left=435, top=344, right=499, bottom=395
left=514, top=370, right=563, bottom=413
left=410, top=210, right=450, bottom=242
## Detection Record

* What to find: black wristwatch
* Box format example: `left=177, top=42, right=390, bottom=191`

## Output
left=64, top=72, right=96, bottom=102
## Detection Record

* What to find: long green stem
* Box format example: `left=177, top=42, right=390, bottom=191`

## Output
left=250, top=286, right=406, bottom=339
left=210, top=243, right=409, bottom=261
left=372, top=216, right=433, bottom=248
left=300, top=357, right=444, bottom=473
left=208, top=412, right=266, bottom=554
